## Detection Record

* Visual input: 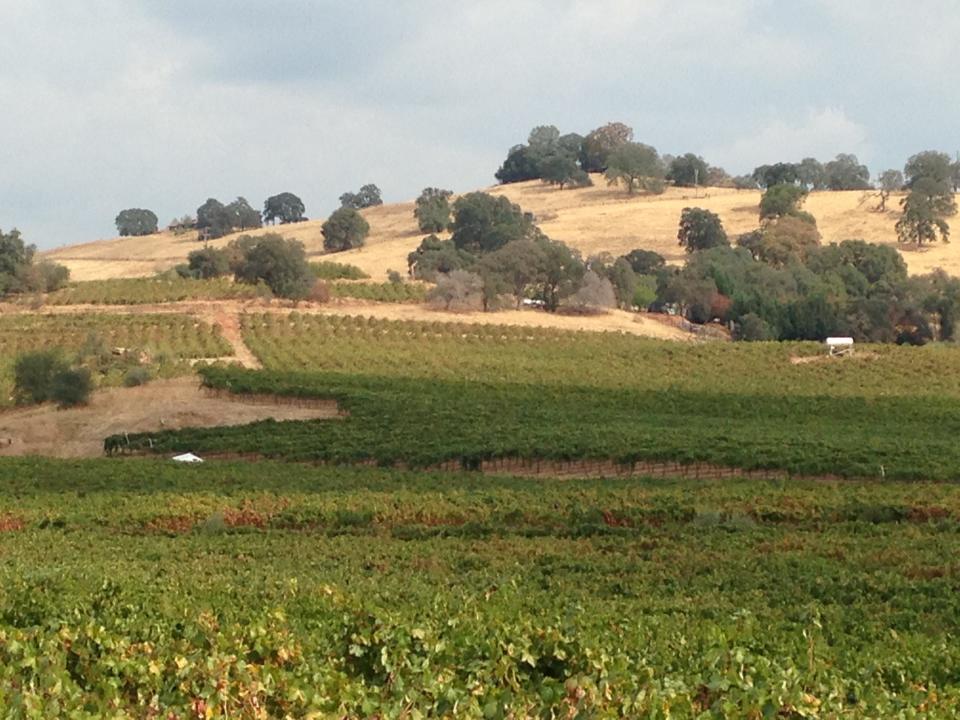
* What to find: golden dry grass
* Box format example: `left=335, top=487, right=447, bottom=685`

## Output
left=0, top=378, right=338, bottom=458
left=44, top=176, right=960, bottom=281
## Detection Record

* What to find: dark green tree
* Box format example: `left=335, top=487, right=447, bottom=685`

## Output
left=227, top=197, right=262, bottom=231
left=263, top=192, right=306, bottom=224
left=13, top=350, right=69, bottom=405
left=0, top=228, right=68, bottom=295
left=340, top=184, right=383, bottom=210
left=51, top=367, right=93, bottom=408
left=604, top=142, right=664, bottom=194
left=478, top=239, right=546, bottom=308
left=540, top=152, right=590, bottom=189
left=904, top=151, right=955, bottom=187
left=677, top=207, right=728, bottom=253
left=667, top=154, right=709, bottom=187
left=495, top=145, right=541, bottom=184
left=186, top=247, right=231, bottom=279
left=896, top=176, right=957, bottom=244
left=322, top=208, right=370, bottom=252
left=623, top=249, right=666, bottom=275
left=759, top=184, right=809, bottom=221
left=797, top=158, right=826, bottom=191
left=407, top=235, right=473, bottom=281
left=824, top=153, right=871, bottom=190
left=414, top=188, right=453, bottom=233
left=196, top=198, right=235, bottom=239
left=115, top=208, right=158, bottom=236
left=233, top=234, right=313, bottom=298
left=752, top=163, right=799, bottom=189
left=450, top=193, right=534, bottom=254
left=535, top=236, right=585, bottom=311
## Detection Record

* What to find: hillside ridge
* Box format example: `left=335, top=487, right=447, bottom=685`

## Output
left=43, top=177, right=957, bottom=282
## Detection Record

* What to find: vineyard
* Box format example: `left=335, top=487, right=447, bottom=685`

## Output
left=105, top=362, right=960, bottom=480
left=239, top=313, right=960, bottom=398
left=328, top=281, right=427, bottom=304
left=0, top=457, right=956, bottom=717
left=36, top=277, right=267, bottom=305
left=310, top=260, right=370, bottom=280
left=0, top=314, right=231, bottom=404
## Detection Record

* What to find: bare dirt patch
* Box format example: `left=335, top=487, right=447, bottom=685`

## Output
left=0, top=378, right=339, bottom=458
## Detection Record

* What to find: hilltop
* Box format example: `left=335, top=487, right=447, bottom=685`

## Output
left=43, top=176, right=958, bottom=282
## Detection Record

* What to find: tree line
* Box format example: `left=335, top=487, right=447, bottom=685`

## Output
left=114, top=184, right=384, bottom=241
left=494, top=121, right=960, bottom=200
left=652, top=157, right=960, bottom=343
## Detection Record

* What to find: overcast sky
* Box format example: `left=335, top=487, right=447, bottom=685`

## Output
left=1, top=1, right=958, bottom=249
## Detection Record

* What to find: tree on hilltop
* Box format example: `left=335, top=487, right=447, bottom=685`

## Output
left=115, top=208, right=158, bottom=237
left=263, top=192, right=306, bottom=225
left=604, top=142, right=664, bottom=195
left=340, top=184, right=383, bottom=210
left=667, top=154, right=709, bottom=187
left=580, top=122, right=633, bottom=172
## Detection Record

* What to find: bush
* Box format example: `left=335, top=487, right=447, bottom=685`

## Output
left=308, top=280, right=331, bottom=304
left=387, top=270, right=403, bottom=284
left=736, top=313, right=774, bottom=341
left=186, top=247, right=231, bottom=279
left=13, top=350, right=68, bottom=405
left=51, top=368, right=93, bottom=408
left=633, top=275, right=657, bottom=309
left=122, top=366, right=152, bottom=387
left=427, top=271, right=483, bottom=311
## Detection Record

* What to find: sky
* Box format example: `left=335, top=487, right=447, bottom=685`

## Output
left=1, top=0, right=958, bottom=249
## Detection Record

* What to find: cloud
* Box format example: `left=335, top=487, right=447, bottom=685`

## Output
left=0, top=1, right=958, bottom=248
left=707, top=108, right=871, bottom=175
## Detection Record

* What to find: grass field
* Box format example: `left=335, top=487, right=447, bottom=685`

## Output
left=0, top=458, right=957, bottom=717
left=45, top=179, right=958, bottom=283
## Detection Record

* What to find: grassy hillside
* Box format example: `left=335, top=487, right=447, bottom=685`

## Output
left=46, top=177, right=957, bottom=282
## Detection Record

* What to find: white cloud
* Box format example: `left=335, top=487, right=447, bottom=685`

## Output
left=707, top=108, right=871, bottom=175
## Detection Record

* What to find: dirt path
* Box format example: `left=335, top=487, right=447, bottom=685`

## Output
left=0, top=378, right=338, bottom=458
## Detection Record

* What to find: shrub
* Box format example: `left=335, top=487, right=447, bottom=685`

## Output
left=186, top=247, right=231, bottom=279
left=736, top=313, right=774, bottom=341
left=13, top=351, right=68, bottom=404
left=427, top=271, right=483, bottom=311
left=308, top=280, right=332, bottom=304
left=122, top=366, right=152, bottom=387
left=50, top=368, right=93, bottom=408
left=387, top=270, right=404, bottom=284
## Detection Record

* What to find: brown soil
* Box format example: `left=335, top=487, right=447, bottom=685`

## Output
left=0, top=378, right=339, bottom=458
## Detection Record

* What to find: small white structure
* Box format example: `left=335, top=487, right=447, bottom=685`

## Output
left=826, top=337, right=855, bottom=357
left=171, top=453, right=204, bottom=464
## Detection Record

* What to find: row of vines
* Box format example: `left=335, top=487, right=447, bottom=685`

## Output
left=0, top=457, right=956, bottom=717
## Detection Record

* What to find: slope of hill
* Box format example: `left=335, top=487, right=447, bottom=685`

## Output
left=44, top=177, right=956, bottom=282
